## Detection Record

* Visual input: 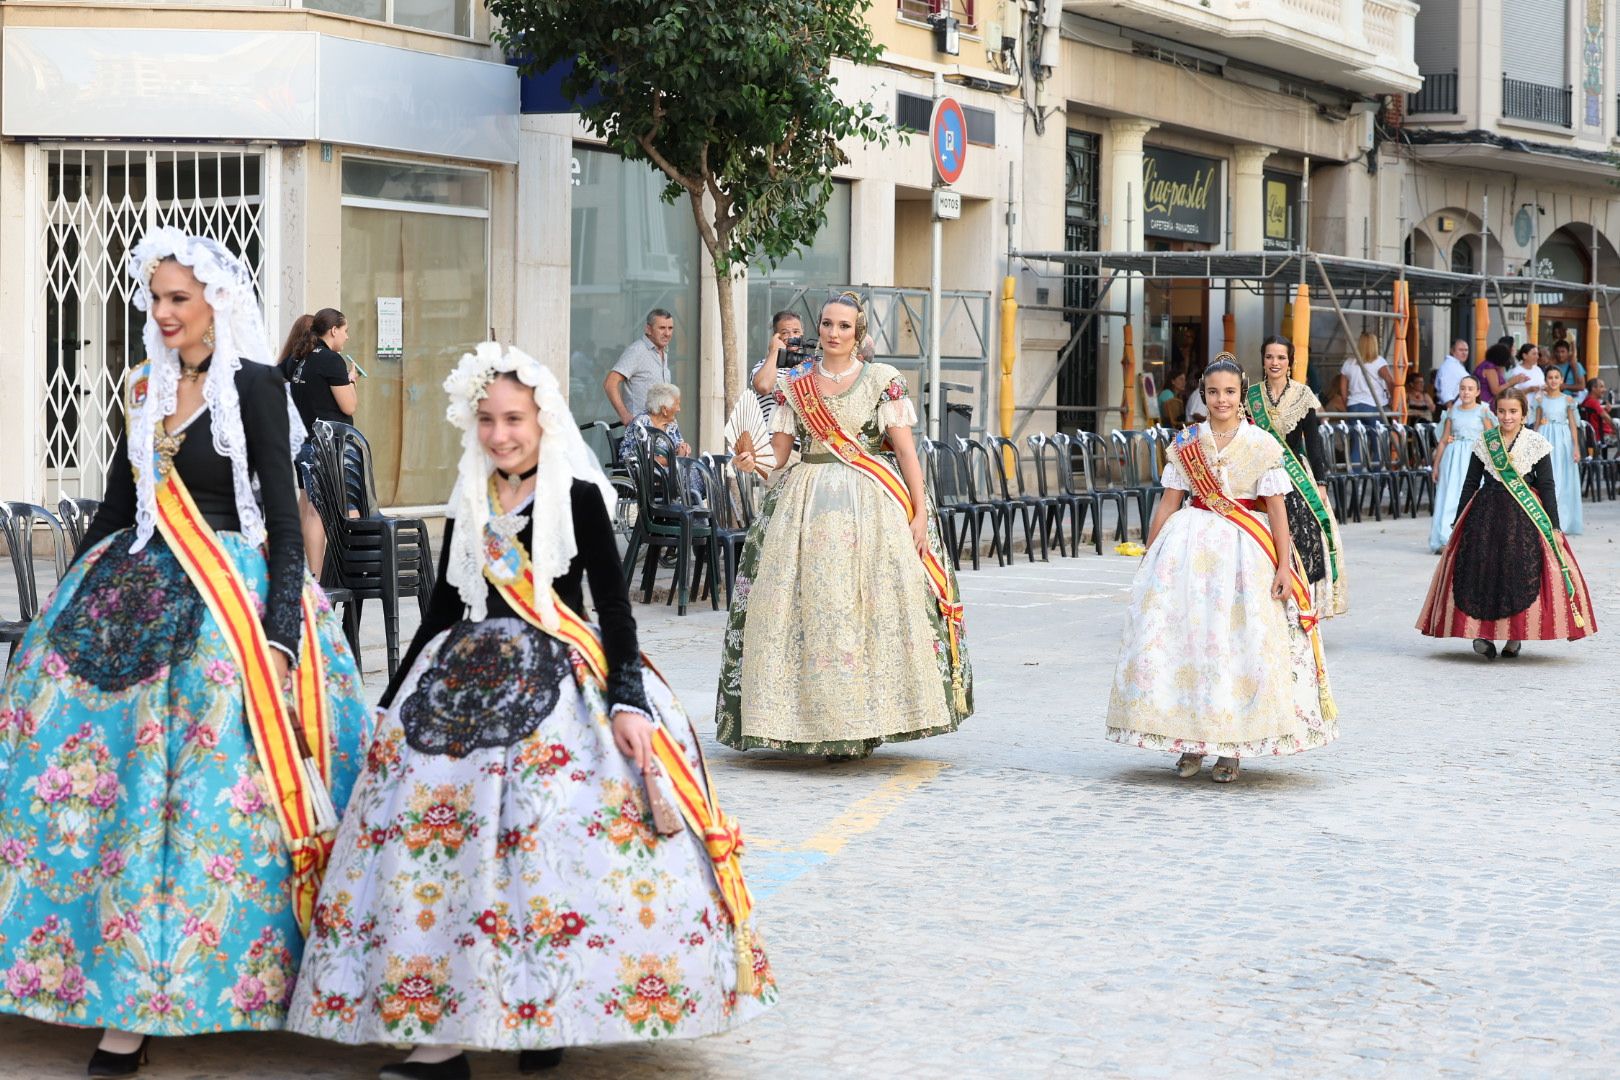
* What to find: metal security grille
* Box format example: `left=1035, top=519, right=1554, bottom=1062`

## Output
left=1061, top=129, right=1101, bottom=433
left=42, top=147, right=267, bottom=497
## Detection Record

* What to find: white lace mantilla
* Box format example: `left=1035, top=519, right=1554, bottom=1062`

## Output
left=443, top=343, right=618, bottom=627
left=1252, top=379, right=1321, bottom=436
left=1472, top=427, right=1552, bottom=481
left=124, top=227, right=301, bottom=554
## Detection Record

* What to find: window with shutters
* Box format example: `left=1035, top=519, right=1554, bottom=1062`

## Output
left=1502, top=0, right=1572, bottom=125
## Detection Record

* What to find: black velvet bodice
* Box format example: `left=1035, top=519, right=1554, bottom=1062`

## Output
left=379, top=479, right=648, bottom=715
left=74, top=362, right=305, bottom=655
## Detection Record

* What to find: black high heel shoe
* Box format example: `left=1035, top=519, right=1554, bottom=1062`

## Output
left=378, top=1054, right=471, bottom=1080
left=86, top=1035, right=149, bottom=1078
left=519, top=1048, right=564, bottom=1073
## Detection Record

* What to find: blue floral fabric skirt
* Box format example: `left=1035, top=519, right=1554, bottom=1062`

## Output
left=0, top=529, right=370, bottom=1035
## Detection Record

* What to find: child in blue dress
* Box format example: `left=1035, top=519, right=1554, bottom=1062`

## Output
left=1429, top=375, right=1495, bottom=553
left=1532, top=365, right=1584, bottom=535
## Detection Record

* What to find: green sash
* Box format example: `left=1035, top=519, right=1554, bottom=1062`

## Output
left=1246, top=383, right=1340, bottom=583
left=1481, top=427, right=1586, bottom=628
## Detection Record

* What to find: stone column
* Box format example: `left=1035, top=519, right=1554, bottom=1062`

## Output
left=513, top=114, right=575, bottom=386
left=0, top=142, right=42, bottom=500
left=1229, top=143, right=1274, bottom=371
left=848, top=178, right=896, bottom=288
left=1104, top=119, right=1155, bottom=431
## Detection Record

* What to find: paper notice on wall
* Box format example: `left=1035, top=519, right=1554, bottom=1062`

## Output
left=377, top=297, right=403, bottom=359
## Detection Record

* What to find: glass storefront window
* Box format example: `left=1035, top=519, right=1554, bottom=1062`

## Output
left=305, top=0, right=470, bottom=37
left=342, top=158, right=489, bottom=506
left=570, top=146, right=703, bottom=436
left=745, top=183, right=852, bottom=360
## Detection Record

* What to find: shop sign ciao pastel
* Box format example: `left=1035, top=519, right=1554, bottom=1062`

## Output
left=1141, top=147, right=1221, bottom=244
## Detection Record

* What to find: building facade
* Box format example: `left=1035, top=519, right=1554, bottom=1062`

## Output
left=1400, top=0, right=1620, bottom=371
left=0, top=4, right=520, bottom=508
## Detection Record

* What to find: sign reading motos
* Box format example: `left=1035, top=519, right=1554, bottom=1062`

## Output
left=1141, top=147, right=1221, bottom=243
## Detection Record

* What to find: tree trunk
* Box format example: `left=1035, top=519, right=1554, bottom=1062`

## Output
left=681, top=188, right=742, bottom=415
left=714, top=266, right=740, bottom=411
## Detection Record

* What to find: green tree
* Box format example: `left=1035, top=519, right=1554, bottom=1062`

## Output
left=492, top=0, right=892, bottom=407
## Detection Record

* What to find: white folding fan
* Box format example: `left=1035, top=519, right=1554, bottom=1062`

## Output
left=724, top=392, right=778, bottom=478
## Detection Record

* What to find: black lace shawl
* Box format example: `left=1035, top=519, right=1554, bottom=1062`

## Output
left=380, top=479, right=650, bottom=717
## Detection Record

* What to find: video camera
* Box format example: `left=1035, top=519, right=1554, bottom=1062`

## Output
left=778, top=336, right=819, bottom=368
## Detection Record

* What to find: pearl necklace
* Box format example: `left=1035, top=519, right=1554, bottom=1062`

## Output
left=817, top=359, right=861, bottom=383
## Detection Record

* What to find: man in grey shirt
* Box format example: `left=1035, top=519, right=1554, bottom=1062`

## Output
left=605, top=308, right=674, bottom=425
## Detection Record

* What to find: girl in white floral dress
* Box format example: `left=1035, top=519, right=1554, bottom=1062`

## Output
left=287, top=345, right=775, bottom=1080
left=1106, top=359, right=1337, bottom=784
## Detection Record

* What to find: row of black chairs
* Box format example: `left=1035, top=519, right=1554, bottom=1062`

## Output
left=302, top=420, right=436, bottom=677
left=600, top=410, right=1620, bottom=602
left=0, top=500, right=88, bottom=669
left=616, top=428, right=761, bottom=615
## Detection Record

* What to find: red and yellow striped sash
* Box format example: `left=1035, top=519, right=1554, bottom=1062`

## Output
left=786, top=372, right=966, bottom=704
left=488, top=563, right=759, bottom=992
left=152, top=468, right=337, bottom=935
left=1175, top=430, right=1316, bottom=628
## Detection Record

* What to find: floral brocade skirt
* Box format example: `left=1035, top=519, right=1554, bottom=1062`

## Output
left=1106, top=506, right=1338, bottom=759
left=286, top=618, right=776, bottom=1051
left=714, top=460, right=972, bottom=756
left=0, top=529, right=368, bottom=1034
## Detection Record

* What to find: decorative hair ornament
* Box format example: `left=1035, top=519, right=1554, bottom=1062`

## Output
left=1201, top=351, right=1247, bottom=394
left=124, top=226, right=303, bottom=555
left=442, top=342, right=617, bottom=627
left=828, top=289, right=869, bottom=341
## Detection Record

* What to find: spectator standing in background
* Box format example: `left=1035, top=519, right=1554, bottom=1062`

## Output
left=1471, top=343, right=1516, bottom=408
left=1435, top=338, right=1470, bottom=406
left=1543, top=339, right=1587, bottom=396
left=605, top=308, right=674, bottom=427
left=751, top=310, right=807, bottom=419
left=1511, top=343, right=1546, bottom=394
left=277, top=307, right=356, bottom=575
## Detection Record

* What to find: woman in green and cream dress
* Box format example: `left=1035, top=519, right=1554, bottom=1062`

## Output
left=715, top=292, right=972, bottom=759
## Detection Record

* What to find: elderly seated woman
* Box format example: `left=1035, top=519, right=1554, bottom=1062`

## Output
left=1405, top=372, right=1437, bottom=422
left=620, top=381, right=703, bottom=496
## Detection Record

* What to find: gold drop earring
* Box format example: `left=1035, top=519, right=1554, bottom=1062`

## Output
left=203, top=324, right=216, bottom=350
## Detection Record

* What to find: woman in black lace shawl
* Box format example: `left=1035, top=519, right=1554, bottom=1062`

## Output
left=1247, top=337, right=1349, bottom=617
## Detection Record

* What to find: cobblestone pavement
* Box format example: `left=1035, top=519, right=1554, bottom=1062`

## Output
left=4, top=503, right=1619, bottom=1078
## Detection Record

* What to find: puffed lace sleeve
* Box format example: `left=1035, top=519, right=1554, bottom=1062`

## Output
left=1161, top=456, right=1190, bottom=491
left=876, top=374, right=918, bottom=430
left=768, top=383, right=799, bottom=436
left=1255, top=467, right=1293, bottom=497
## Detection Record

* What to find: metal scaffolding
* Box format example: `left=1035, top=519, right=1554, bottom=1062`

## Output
left=1008, top=248, right=1620, bottom=436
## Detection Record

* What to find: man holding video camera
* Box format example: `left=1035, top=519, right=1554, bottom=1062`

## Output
left=751, top=310, right=814, bottom=418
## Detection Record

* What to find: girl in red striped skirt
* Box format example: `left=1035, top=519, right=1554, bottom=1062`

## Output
left=1417, top=389, right=1597, bottom=658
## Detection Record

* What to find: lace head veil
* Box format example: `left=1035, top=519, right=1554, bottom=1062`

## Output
left=443, top=342, right=617, bottom=627
left=125, top=227, right=304, bottom=553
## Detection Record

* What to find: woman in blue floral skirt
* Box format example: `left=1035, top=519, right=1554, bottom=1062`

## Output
left=0, top=229, right=370, bottom=1076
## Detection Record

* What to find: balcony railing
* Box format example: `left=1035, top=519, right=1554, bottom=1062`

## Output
left=1408, top=70, right=1458, bottom=114
left=1502, top=75, right=1571, bottom=128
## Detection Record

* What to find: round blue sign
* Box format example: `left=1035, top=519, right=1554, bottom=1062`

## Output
left=931, top=98, right=967, bottom=186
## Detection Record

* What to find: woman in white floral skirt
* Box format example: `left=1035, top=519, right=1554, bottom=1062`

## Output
left=286, top=344, right=775, bottom=1079
left=1106, top=359, right=1338, bottom=784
